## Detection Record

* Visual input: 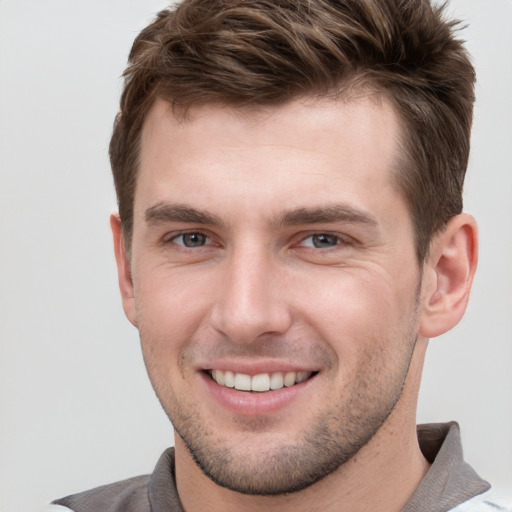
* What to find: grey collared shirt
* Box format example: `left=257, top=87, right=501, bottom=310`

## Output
left=51, top=422, right=509, bottom=512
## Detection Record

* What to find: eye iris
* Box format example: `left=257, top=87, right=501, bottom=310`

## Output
left=183, top=233, right=206, bottom=247
left=313, top=234, right=338, bottom=248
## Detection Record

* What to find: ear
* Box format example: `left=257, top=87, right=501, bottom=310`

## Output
left=110, top=213, right=138, bottom=327
left=419, top=214, right=478, bottom=338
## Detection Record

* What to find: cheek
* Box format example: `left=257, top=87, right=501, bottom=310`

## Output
left=136, top=262, right=215, bottom=329
left=134, top=265, right=218, bottom=383
left=293, top=267, right=418, bottom=358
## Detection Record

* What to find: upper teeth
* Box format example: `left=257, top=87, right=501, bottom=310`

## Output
left=210, top=370, right=312, bottom=392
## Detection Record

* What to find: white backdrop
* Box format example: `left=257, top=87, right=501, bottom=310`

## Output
left=0, top=1, right=510, bottom=511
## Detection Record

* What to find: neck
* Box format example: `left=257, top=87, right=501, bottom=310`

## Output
left=176, top=339, right=430, bottom=512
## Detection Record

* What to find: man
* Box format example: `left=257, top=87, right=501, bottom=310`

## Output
left=51, top=0, right=507, bottom=510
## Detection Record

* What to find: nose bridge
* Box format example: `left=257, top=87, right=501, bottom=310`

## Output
left=210, top=240, right=291, bottom=343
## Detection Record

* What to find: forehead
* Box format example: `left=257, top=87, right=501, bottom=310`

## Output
left=136, top=95, right=405, bottom=223
left=141, top=93, right=401, bottom=154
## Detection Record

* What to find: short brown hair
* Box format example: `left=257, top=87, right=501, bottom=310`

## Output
left=109, top=0, right=475, bottom=261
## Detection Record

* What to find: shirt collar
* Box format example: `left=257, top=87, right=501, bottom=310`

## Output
left=149, top=422, right=490, bottom=512
left=402, top=422, right=490, bottom=511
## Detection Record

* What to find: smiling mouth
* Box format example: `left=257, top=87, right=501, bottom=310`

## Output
left=207, top=369, right=317, bottom=392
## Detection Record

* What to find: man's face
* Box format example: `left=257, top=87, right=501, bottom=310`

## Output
left=124, top=95, right=423, bottom=494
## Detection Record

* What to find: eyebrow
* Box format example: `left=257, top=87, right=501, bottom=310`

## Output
left=275, top=205, right=378, bottom=227
left=145, top=203, right=224, bottom=227
left=144, top=202, right=377, bottom=229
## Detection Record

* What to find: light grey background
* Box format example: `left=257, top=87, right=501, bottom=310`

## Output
left=0, top=1, right=510, bottom=511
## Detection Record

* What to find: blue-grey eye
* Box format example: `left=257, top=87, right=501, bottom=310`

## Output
left=175, top=233, right=209, bottom=247
left=301, top=234, right=339, bottom=248
left=312, top=234, right=339, bottom=248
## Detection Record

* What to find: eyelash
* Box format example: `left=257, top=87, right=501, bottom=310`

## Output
left=166, top=231, right=214, bottom=249
left=163, top=230, right=354, bottom=251
left=298, top=233, right=353, bottom=249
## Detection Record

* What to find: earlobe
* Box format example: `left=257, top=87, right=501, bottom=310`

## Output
left=419, top=214, right=478, bottom=338
left=110, top=213, right=138, bottom=327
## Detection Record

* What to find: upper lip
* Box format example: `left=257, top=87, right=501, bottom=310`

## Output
left=199, top=359, right=320, bottom=376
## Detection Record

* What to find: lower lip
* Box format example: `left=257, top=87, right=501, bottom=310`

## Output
left=201, top=372, right=315, bottom=416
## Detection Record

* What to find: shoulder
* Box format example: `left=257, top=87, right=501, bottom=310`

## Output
left=51, top=474, right=151, bottom=512
left=449, top=489, right=512, bottom=512
left=49, top=447, right=178, bottom=512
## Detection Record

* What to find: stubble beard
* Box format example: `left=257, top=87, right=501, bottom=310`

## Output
left=140, top=280, right=422, bottom=496
left=145, top=331, right=419, bottom=497
left=172, top=389, right=404, bottom=496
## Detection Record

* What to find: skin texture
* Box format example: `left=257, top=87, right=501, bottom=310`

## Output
left=112, top=95, right=478, bottom=512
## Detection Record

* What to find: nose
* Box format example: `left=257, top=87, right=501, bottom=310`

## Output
left=209, top=246, right=293, bottom=344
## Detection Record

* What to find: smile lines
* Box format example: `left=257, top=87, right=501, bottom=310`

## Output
left=209, top=369, right=314, bottom=392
